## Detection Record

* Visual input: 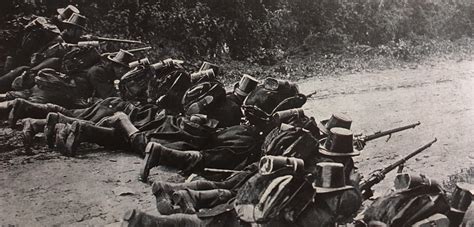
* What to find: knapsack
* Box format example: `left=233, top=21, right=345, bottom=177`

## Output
left=61, top=46, right=101, bottom=74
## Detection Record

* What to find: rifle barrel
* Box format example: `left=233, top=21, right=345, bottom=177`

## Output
left=362, top=121, right=421, bottom=142
left=203, top=168, right=244, bottom=174
left=359, top=138, right=437, bottom=195
left=96, top=37, right=143, bottom=44
left=101, top=46, right=152, bottom=57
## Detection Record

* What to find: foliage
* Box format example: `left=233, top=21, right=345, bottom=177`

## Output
left=0, top=0, right=472, bottom=64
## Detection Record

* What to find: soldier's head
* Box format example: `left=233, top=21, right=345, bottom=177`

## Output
left=242, top=78, right=306, bottom=133
left=61, top=13, right=87, bottom=42
left=107, top=49, right=136, bottom=76
left=318, top=127, right=359, bottom=180
left=150, top=68, right=191, bottom=112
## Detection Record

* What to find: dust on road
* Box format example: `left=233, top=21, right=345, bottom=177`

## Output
left=1, top=59, right=473, bottom=226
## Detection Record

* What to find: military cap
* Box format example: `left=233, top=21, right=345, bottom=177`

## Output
left=312, top=162, right=353, bottom=193
left=57, top=5, right=80, bottom=21
left=319, top=127, right=360, bottom=156
left=63, top=13, right=87, bottom=30
left=107, top=49, right=135, bottom=67
left=317, top=113, right=352, bottom=135
left=233, top=74, right=259, bottom=98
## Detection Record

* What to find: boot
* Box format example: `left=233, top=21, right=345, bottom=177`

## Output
left=139, top=142, right=202, bottom=182
left=113, top=112, right=139, bottom=140
left=152, top=181, right=180, bottom=215
left=21, top=118, right=46, bottom=148
left=172, top=189, right=234, bottom=214
left=8, top=98, right=66, bottom=127
left=54, top=123, right=71, bottom=156
left=0, top=100, right=14, bottom=120
left=65, top=120, right=116, bottom=156
left=121, top=209, right=163, bottom=227
left=44, top=113, right=85, bottom=148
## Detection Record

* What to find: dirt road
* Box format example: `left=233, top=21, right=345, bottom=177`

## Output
left=1, top=59, right=474, bottom=225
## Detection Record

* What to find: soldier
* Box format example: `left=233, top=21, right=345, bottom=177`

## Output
left=2, top=68, right=84, bottom=109
left=189, top=66, right=259, bottom=127
left=362, top=173, right=454, bottom=226
left=138, top=77, right=307, bottom=182
left=318, top=127, right=361, bottom=186
left=0, top=13, right=88, bottom=93
left=87, top=49, right=136, bottom=99
left=150, top=123, right=318, bottom=216
left=5, top=5, right=80, bottom=69
left=0, top=59, right=187, bottom=148
left=118, top=162, right=361, bottom=227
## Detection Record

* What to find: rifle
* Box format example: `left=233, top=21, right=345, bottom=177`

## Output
left=359, top=138, right=437, bottom=200
left=101, top=46, right=152, bottom=57
left=81, top=35, right=144, bottom=44
left=63, top=41, right=101, bottom=48
left=354, top=121, right=421, bottom=150
left=203, top=168, right=244, bottom=174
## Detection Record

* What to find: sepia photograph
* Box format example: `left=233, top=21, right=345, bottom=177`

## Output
left=0, top=0, right=473, bottom=226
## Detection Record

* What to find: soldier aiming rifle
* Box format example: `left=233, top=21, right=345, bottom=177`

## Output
left=354, top=121, right=421, bottom=150
left=359, top=138, right=438, bottom=200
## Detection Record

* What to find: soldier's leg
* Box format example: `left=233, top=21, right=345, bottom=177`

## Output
left=121, top=209, right=205, bottom=227
left=44, top=112, right=92, bottom=148
left=63, top=120, right=123, bottom=156
left=30, top=58, right=61, bottom=72
left=139, top=142, right=202, bottom=182
left=152, top=180, right=220, bottom=215
left=95, top=112, right=139, bottom=138
left=8, top=98, right=67, bottom=127
left=172, top=189, right=234, bottom=214
left=21, top=118, right=47, bottom=148
left=0, top=66, right=30, bottom=93
left=0, top=100, right=15, bottom=120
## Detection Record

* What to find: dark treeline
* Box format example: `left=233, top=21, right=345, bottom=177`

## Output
left=1, top=0, right=472, bottom=64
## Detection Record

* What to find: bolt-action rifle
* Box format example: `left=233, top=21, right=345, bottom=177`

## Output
left=81, top=35, right=144, bottom=44
left=100, top=46, right=152, bottom=57
left=359, top=138, right=437, bottom=200
left=354, top=121, right=421, bottom=150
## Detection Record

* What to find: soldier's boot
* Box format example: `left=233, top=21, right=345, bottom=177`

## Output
left=121, top=209, right=163, bottom=227
left=172, top=189, right=234, bottom=214
left=0, top=100, right=15, bottom=120
left=65, top=121, right=116, bottom=156
left=53, top=123, right=70, bottom=155
left=139, top=142, right=202, bottom=182
left=152, top=180, right=219, bottom=215
left=21, top=118, right=46, bottom=148
left=113, top=112, right=139, bottom=140
left=152, top=181, right=180, bottom=215
left=44, top=113, right=82, bottom=148
left=8, top=98, right=66, bottom=127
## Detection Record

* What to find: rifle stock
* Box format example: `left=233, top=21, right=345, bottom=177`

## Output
left=359, top=138, right=437, bottom=200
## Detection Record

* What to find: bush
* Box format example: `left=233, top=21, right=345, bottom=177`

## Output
left=0, top=0, right=472, bottom=63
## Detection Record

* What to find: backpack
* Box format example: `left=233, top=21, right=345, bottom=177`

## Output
left=61, top=46, right=101, bottom=74
left=364, top=185, right=450, bottom=226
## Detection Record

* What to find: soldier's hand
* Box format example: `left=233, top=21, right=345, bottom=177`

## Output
left=354, top=139, right=366, bottom=151
left=350, top=170, right=363, bottom=185
left=81, top=34, right=96, bottom=41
